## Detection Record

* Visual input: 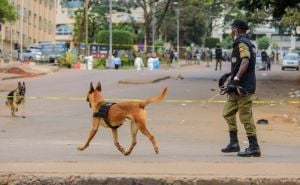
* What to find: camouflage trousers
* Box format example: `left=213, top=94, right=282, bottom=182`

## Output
left=223, top=93, right=257, bottom=136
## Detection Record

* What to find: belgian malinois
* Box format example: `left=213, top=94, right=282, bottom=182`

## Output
left=77, top=82, right=168, bottom=156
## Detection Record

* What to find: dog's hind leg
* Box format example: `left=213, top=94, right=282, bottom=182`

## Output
left=111, top=128, right=125, bottom=154
left=21, top=102, right=26, bottom=118
left=77, top=118, right=100, bottom=151
left=11, top=105, right=16, bottom=117
left=135, top=113, right=159, bottom=154
left=139, top=124, right=159, bottom=154
left=124, top=122, right=138, bottom=156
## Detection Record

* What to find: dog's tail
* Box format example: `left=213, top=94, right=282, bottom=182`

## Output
left=140, top=87, right=168, bottom=108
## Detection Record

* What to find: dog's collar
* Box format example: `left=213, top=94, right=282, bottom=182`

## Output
left=93, top=102, right=121, bottom=129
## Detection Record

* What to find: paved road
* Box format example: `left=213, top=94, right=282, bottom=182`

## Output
left=0, top=62, right=300, bottom=181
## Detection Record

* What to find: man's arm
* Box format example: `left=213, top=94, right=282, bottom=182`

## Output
left=236, top=58, right=249, bottom=79
left=235, top=43, right=250, bottom=80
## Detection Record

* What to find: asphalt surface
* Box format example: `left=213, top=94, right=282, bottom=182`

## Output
left=0, top=61, right=300, bottom=184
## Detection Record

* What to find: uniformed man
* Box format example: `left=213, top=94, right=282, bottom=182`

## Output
left=221, top=20, right=261, bottom=157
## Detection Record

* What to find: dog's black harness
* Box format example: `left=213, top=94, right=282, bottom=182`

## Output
left=93, top=102, right=121, bottom=129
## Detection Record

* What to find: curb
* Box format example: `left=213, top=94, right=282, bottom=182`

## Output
left=0, top=174, right=299, bottom=185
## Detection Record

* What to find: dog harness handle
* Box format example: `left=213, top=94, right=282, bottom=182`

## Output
left=93, top=102, right=121, bottom=129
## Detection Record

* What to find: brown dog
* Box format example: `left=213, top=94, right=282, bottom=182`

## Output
left=5, top=82, right=26, bottom=118
left=77, top=82, right=168, bottom=156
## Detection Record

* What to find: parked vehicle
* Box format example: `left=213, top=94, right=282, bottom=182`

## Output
left=282, top=53, right=300, bottom=71
left=20, top=49, right=42, bottom=62
left=27, top=42, right=68, bottom=62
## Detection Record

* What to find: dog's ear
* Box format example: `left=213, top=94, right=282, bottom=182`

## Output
left=96, top=82, right=101, bottom=91
left=89, top=82, right=94, bottom=93
left=18, top=82, right=22, bottom=88
left=23, top=82, right=26, bottom=87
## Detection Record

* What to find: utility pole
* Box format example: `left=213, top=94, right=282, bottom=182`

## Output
left=176, top=8, right=180, bottom=58
left=109, top=0, right=112, bottom=67
left=152, top=2, right=156, bottom=52
left=85, top=0, right=89, bottom=56
left=20, top=0, right=24, bottom=62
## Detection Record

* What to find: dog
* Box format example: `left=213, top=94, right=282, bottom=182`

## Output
left=5, top=82, right=26, bottom=118
left=77, top=82, right=168, bottom=156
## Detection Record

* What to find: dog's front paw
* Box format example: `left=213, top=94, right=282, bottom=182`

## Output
left=155, top=148, right=159, bottom=155
left=124, top=151, right=131, bottom=156
left=77, top=146, right=86, bottom=151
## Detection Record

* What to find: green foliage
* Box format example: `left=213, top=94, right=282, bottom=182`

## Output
left=93, top=59, right=106, bottom=69
left=121, top=57, right=134, bottom=66
left=95, top=30, right=135, bottom=50
left=280, top=6, right=300, bottom=33
left=72, top=1, right=109, bottom=46
left=257, top=36, right=271, bottom=50
left=220, top=35, right=233, bottom=49
left=0, top=0, right=17, bottom=23
left=57, top=50, right=75, bottom=68
left=205, top=37, right=220, bottom=49
left=238, top=0, right=299, bottom=19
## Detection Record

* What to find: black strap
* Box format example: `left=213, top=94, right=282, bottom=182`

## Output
left=93, top=102, right=121, bottom=129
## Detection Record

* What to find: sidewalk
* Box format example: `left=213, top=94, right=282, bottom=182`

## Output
left=0, top=61, right=59, bottom=80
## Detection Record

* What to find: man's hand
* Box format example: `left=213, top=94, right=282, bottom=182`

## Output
left=227, top=79, right=241, bottom=93
left=218, top=72, right=231, bottom=87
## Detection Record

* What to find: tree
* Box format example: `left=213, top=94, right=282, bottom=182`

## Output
left=256, top=36, right=271, bottom=50
left=280, top=6, right=300, bottom=34
left=0, top=0, right=17, bottom=23
left=95, top=30, right=134, bottom=50
left=237, top=0, right=300, bottom=21
left=71, top=0, right=109, bottom=48
left=220, top=35, right=233, bottom=49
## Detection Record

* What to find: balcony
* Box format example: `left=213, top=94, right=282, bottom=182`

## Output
left=61, top=0, right=84, bottom=8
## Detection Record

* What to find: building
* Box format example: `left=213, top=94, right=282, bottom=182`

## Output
left=56, top=0, right=83, bottom=47
left=0, top=0, right=56, bottom=57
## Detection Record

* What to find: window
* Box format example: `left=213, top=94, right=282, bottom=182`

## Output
left=48, top=21, right=52, bottom=34
left=39, top=16, right=42, bottom=30
left=34, top=14, right=37, bottom=27
left=56, top=24, right=72, bottom=35
left=17, top=5, right=21, bottom=18
left=5, top=27, right=10, bottom=40
left=28, top=11, right=31, bottom=24
left=44, top=18, right=47, bottom=32
left=23, top=8, right=27, bottom=22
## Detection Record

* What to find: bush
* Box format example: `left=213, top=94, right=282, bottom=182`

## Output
left=121, top=57, right=134, bottom=66
left=93, top=59, right=106, bottom=69
left=57, top=50, right=75, bottom=68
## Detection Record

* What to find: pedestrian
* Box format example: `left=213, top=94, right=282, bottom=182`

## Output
left=134, top=54, right=144, bottom=70
left=220, top=19, right=261, bottom=157
left=266, top=56, right=271, bottom=71
left=169, top=49, right=175, bottom=65
left=174, top=49, right=179, bottom=62
left=261, top=49, right=268, bottom=70
left=215, top=43, right=223, bottom=70
left=113, top=53, right=121, bottom=70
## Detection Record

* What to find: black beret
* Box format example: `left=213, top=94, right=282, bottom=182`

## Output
left=231, top=20, right=249, bottom=30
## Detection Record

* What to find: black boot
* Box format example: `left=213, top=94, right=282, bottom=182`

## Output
left=237, top=135, right=261, bottom=157
left=221, top=131, right=240, bottom=153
